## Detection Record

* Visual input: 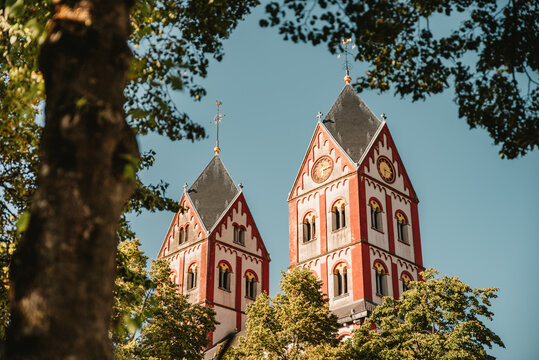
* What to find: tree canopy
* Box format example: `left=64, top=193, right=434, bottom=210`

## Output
left=0, top=0, right=257, bottom=358
left=261, top=0, right=539, bottom=159
left=228, top=268, right=504, bottom=360
left=226, top=267, right=340, bottom=360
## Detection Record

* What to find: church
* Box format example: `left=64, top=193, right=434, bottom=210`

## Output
left=157, top=75, right=424, bottom=350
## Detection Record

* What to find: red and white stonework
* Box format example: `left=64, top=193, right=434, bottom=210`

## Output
left=158, top=155, right=270, bottom=348
left=288, top=83, right=424, bottom=335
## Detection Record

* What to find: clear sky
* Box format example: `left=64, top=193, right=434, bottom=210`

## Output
left=129, top=5, right=539, bottom=359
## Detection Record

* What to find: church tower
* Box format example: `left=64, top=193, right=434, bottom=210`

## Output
left=288, top=83, right=424, bottom=337
left=158, top=154, right=270, bottom=346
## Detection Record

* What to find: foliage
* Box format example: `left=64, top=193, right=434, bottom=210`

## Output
left=351, top=269, right=504, bottom=359
left=135, top=259, right=216, bottom=360
left=261, top=0, right=539, bottom=159
left=111, top=242, right=216, bottom=360
left=112, top=238, right=152, bottom=358
left=0, top=0, right=257, bottom=345
left=226, top=267, right=340, bottom=360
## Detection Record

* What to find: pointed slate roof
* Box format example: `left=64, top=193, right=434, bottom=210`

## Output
left=187, top=155, right=239, bottom=231
left=322, top=84, right=382, bottom=163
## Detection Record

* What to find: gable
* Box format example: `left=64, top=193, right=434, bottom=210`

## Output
left=158, top=193, right=208, bottom=258
left=359, top=123, right=418, bottom=201
left=288, top=123, right=357, bottom=201
left=212, top=193, right=270, bottom=260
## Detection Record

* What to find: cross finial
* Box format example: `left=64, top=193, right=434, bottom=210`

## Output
left=316, top=112, right=323, bottom=122
left=183, top=183, right=188, bottom=192
left=213, top=100, right=224, bottom=154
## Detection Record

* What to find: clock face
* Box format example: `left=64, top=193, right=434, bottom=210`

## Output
left=311, top=156, right=334, bottom=183
left=377, top=156, right=395, bottom=183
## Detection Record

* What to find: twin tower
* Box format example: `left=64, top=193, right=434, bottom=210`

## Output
left=158, top=83, right=424, bottom=348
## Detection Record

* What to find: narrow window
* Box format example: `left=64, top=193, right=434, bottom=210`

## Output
left=184, top=226, right=189, bottom=242
left=332, top=200, right=346, bottom=231
left=179, top=227, right=184, bottom=244
left=396, top=212, right=408, bottom=243
left=239, top=228, right=245, bottom=245
left=401, top=273, right=412, bottom=293
left=333, top=263, right=348, bottom=297
left=234, top=225, right=239, bottom=243
left=303, top=213, right=316, bottom=243
left=218, top=262, right=232, bottom=291
left=245, top=271, right=257, bottom=299
left=369, top=199, right=383, bottom=232
left=187, top=264, right=198, bottom=290
left=374, top=262, right=387, bottom=296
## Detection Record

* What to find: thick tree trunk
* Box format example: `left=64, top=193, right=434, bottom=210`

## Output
left=6, top=0, right=137, bottom=359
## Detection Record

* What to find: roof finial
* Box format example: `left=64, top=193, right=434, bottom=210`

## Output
left=213, top=100, right=223, bottom=154
left=316, top=112, right=323, bottom=122
left=381, top=113, right=387, bottom=121
left=340, top=38, right=354, bottom=84
left=183, top=183, right=188, bottom=192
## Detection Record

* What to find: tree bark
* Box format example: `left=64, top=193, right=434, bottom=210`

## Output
left=7, top=0, right=138, bottom=359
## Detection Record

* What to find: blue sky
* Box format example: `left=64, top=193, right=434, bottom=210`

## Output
left=129, top=5, right=539, bottom=359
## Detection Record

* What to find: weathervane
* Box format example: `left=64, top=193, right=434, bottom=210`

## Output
left=337, top=38, right=355, bottom=84
left=213, top=100, right=223, bottom=154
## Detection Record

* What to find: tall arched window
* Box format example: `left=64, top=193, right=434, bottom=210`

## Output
left=333, top=263, right=348, bottom=297
left=374, top=262, right=388, bottom=296
left=184, top=225, right=189, bottom=243
left=302, top=212, right=316, bottom=243
left=369, top=199, right=383, bottom=231
left=186, top=263, right=198, bottom=290
left=401, top=273, right=412, bottom=293
left=179, top=227, right=184, bottom=244
left=245, top=271, right=258, bottom=299
left=218, top=262, right=232, bottom=291
left=332, top=200, right=346, bottom=231
left=233, top=225, right=245, bottom=246
left=395, top=212, right=408, bottom=243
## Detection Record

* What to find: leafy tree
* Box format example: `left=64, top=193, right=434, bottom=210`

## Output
left=0, top=0, right=257, bottom=358
left=135, top=259, right=216, bottom=360
left=111, top=238, right=152, bottom=359
left=226, top=267, right=340, bottom=360
left=351, top=269, right=504, bottom=359
left=261, top=0, right=539, bottom=159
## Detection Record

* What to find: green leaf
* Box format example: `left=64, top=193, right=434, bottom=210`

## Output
left=16, top=211, right=30, bottom=233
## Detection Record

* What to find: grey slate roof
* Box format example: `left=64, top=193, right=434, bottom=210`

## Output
left=187, top=155, right=239, bottom=231
left=322, top=84, right=382, bottom=163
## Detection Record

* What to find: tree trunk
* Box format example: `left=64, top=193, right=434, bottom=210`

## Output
left=6, top=0, right=137, bottom=359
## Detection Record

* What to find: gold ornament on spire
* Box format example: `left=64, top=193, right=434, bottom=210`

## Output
left=339, top=38, right=354, bottom=84
left=213, top=100, right=223, bottom=154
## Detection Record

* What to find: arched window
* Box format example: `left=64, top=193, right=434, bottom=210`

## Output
left=167, top=236, right=173, bottom=251
left=179, top=227, right=184, bottom=244
left=302, top=212, right=316, bottom=243
left=395, top=212, right=408, bottom=243
left=245, top=271, right=257, bottom=299
left=369, top=199, right=383, bottom=232
left=218, top=262, right=232, bottom=291
left=233, top=225, right=245, bottom=246
left=374, top=262, right=388, bottom=296
left=184, top=225, right=189, bottom=243
left=333, top=263, right=348, bottom=297
left=186, top=263, right=198, bottom=290
left=332, top=200, right=346, bottom=231
left=401, top=273, right=412, bottom=293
